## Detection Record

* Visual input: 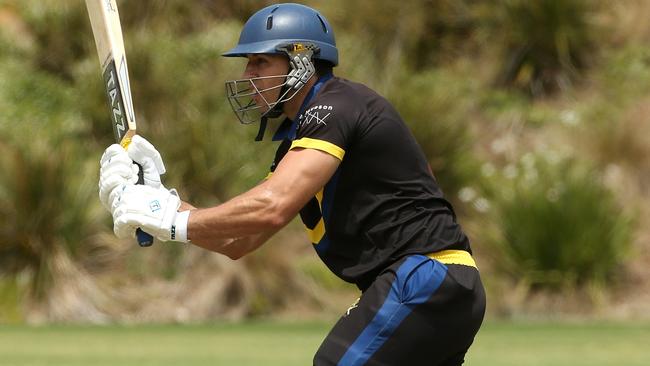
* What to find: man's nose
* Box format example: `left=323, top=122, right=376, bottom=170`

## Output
left=243, top=63, right=257, bottom=79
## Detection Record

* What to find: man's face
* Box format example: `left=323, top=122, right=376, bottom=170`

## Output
left=243, top=54, right=289, bottom=112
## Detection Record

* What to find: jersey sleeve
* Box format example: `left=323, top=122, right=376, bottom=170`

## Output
left=290, top=98, right=357, bottom=161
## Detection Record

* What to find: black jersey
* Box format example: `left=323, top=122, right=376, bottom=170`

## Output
left=271, top=76, right=471, bottom=290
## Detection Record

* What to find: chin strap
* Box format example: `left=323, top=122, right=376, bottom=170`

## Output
left=255, top=101, right=284, bottom=141
left=255, top=117, right=268, bottom=142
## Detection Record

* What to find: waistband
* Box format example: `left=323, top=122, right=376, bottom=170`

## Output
left=427, top=250, right=477, bottom=268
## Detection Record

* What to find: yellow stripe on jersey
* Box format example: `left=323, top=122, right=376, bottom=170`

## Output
left=307, top=217, right=326, bottom=243
left=290, top=138, right=345, bottom=161
left=307, top=189, right=325, bottom=243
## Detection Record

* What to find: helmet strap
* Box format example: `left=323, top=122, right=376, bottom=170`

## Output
left=254, top=77, right=288, bottom=142
left=255, top=116, right=269, bottom=141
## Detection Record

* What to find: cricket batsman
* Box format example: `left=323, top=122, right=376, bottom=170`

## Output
left=98, top=3, right=486, bottom=365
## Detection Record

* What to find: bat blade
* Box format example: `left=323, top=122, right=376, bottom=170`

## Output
left=86, top=0, right=153, bottom=247
left=86, top=0, right=137, bottom=146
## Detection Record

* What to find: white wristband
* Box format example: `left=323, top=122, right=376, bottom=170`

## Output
left=172, top=210, right=191, bottom=243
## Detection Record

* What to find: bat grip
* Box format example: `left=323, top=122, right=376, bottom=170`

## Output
left=134, top=162, right=154, bottom=247
left=137, top=228, right=154, bottom=247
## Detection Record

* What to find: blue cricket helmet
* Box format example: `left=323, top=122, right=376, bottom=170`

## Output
left=223, top=3, right=338, bottom=66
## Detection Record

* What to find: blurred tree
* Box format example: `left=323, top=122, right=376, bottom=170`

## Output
left=479, top=0, right=597, bottom=96
left=120, top=0, right=269, bottom=33
left=313, top=0, right=477, bottom=70
left=7, top=0, right=88, bottom=80
left=0, top=53, right=112, bottom=321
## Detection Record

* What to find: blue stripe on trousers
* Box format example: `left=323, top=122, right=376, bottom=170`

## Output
left=337, top=255, right=449, bottom=366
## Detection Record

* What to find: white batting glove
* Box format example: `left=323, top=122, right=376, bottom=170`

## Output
left=127, top=135, right=166, bottom=189
left=112, top=185, right=190, bottom=243
left=99, top=145, right=139, bottom=211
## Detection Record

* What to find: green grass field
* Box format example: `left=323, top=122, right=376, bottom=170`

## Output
left=0, top=321, right=649, bottom=365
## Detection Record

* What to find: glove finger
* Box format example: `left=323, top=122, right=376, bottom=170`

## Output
left=99, top=175, right=128, bottom=208
left=109, top=184, right=130, bottom=213
left=140, top=158, right=162, bottom=187
left=100, top=144, right=127, bottom=166
left=100, top=158, right=135, bottom=181
left=130, top=162, right=141, bottom=184
left=99, top=168, right=137, bottom=205
left=114, top=214, right=137, bottom=239
left=100, top=150, right=132, bottom=168
left=101, top=174, right=133, bottom=199
left=139, top=157, right=155, bottom=174
left=114, top=212, right=157, bottom=239
left=100, top=144, right=124, bottom=164
left=100, top=162, right=136, bottom=182
left=167, top=192, right=182, bottom=212
left=130, top=135, right=166, bottom=174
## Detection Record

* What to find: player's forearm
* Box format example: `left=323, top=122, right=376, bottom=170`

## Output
left=183, top=182, right=294, bottom=255
left=187, top=189, right=289, bottom=240
left=184, top=193, right=284, bottom=258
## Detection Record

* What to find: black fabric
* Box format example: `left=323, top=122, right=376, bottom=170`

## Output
left=270, top=138, right=292, bottom=173
left=272, top=77, right=472, bottom=290
left=313, top=259, right=486, bottom=366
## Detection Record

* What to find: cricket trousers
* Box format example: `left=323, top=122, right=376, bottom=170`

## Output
left=313, top=251, right=486, bottom=366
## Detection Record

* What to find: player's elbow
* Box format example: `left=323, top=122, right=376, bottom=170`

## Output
left=258, top=192, right=294, bottom=230
left=219, top=239, right=257, bottom=260
left=261, top=209, right=291, bottom=231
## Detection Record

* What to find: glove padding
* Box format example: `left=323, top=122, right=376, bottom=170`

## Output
left=112, top=184, right=183, bottom=242
left=99, top=145, right=138, bottom=210
left=127, top=135, right=166, bottom=189
left=99, top=135, right=167, bottom=212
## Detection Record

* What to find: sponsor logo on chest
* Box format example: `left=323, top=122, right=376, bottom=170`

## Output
left=299, top=105, right=334, bottom=127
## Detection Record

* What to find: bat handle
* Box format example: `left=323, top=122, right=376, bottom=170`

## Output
left=137, top=228, right=154, bottom=247
left=134, top=162, right=154, bottom=247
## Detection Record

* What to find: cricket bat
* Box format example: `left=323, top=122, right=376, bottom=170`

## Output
left=86, top=0, right=154, bottom=247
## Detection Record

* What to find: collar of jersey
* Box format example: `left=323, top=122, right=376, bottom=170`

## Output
left=272, top=73, right=334, bottom=141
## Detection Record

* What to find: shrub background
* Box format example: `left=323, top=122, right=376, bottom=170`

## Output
left=0, top=0, right=649, bottom=323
